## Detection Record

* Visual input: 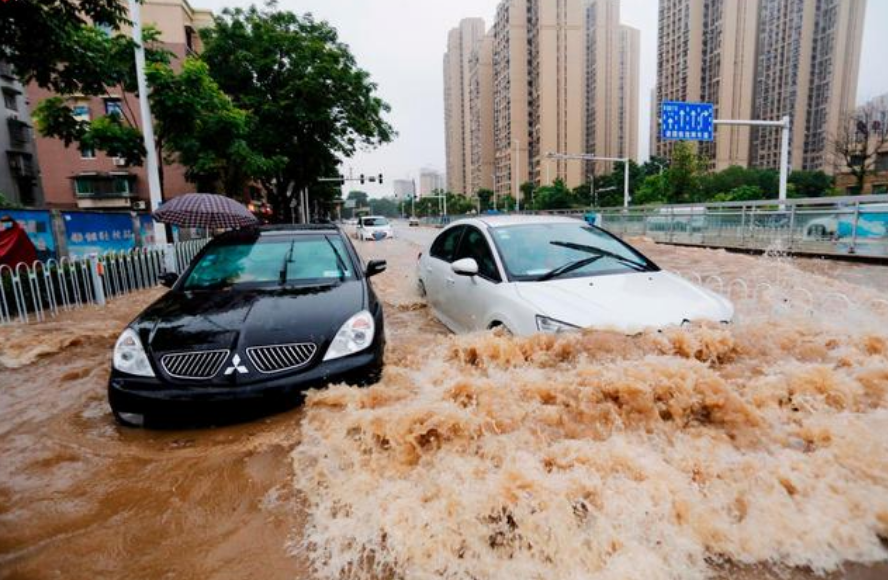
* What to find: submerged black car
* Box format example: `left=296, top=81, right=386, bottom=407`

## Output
left=108, top=225, right=387, bottom=427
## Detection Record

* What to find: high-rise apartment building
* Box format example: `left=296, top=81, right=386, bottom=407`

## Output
left=585, top=0, right=640, bottom=176
left=492, top=0, right=529, bottom=200
left=450, top=0, right=638, bottom=202
left=444, top=18, right=485, bottom=196
left=469, top=32, right=495, bottom=194
left=527, top=0, right=586, bottom=189
left=419, top=168, right=445, bottom=197
left=655, top=0, right=866, bottom=174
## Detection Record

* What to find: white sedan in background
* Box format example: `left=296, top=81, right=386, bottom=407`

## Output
left=356, top=216, right=395, bottom=241
left=417, top=215, right=734, bottom=336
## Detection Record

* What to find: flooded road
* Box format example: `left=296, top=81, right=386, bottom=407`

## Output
left=1, top=221, right=887, bottom=579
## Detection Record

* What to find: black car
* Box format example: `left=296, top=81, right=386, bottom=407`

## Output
left=108, top=225, right=387, bottom=427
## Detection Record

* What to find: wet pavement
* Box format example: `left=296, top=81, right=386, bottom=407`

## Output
left=1, top=221, right=886, bottom=579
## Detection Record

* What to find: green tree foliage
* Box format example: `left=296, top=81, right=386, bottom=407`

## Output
left=145, top=59, right=284, bottom=195
left=633, top=174, right=669, bottom=205
left=0, top=0, right=130, bottom=94
left=475, top=188, right=494, bottom=212
left=532, top=179, right=574, bottom=210
left=788, top=170, right=835, bottom=198
left=368, top=197, right=399, bottom=218
left=446, top=193, right=476, bottom=215
left=0, top=192, right=22, bottom=210
left=666, top=142, right=704, bottom=204
left=346, top=191, right=369, bottom=208
left=200, top=4, right=395, bottom=216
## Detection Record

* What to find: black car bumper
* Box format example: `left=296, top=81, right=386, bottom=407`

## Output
left=108, top=345, right=383, bottom=423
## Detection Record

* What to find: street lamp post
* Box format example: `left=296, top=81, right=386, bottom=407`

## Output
left=513, top=139, right=521, bottom=212
left=546, top=152, right=631, bottom=208
left=128, top=0, right=166, bottom=245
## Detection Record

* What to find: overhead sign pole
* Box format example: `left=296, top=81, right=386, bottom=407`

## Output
left=661, top=102, right=791, bottom=203
left=128, top=0, right=166, bottom=246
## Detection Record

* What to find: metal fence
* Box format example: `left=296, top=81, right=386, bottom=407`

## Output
left=535, top=194, right=888, bottom=259
left=0, top=239, right=207, bottom=326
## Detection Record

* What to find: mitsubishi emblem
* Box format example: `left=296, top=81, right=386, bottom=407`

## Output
left=223, top=354, right=248, bottom=375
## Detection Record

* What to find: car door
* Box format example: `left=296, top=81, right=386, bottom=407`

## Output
left=423, top=225, right=465, bottom=330
left=448, top=226, right=503, bottom=332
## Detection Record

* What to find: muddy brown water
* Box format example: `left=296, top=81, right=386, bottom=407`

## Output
left=0, top=226, right=886, bottom=579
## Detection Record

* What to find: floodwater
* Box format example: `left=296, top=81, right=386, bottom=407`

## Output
left=1, top=222, right=887, bottom=580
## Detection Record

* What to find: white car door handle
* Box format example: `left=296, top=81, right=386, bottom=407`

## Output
left=446, top=277, right=455, bottom=285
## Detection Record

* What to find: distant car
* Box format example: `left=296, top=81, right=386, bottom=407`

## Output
left=108, top=225, right=387, bottom=427
left=408, top=216, right=420, bottom=227
left=356, top=216, right=394, bottom=241
left=417, top=215, right=734, bottom=336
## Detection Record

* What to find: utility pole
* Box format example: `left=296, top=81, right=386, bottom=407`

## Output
left=128, top=0, right=166, bottom=245
left=513, top=139, right=521, bottom=212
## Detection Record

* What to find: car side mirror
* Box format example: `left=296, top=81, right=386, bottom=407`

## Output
left=451, top=258, right=479, bottom=277
left=365, top=260, right=387, bottom=278
left=160, top=272, right=179, bottom=288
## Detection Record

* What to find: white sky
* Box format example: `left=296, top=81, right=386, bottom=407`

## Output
left=197, top=0, right=888, bottom=198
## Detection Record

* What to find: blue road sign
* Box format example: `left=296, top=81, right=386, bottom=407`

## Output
left=661, top=101, right=714, bottom=141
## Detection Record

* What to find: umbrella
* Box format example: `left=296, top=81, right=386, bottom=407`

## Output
left=152, top=193, right=259, bottom=229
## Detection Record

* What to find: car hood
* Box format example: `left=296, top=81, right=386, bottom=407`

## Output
left=515, top=270, right=733, bottom=333
left=133, top=281, right=366, bottom=384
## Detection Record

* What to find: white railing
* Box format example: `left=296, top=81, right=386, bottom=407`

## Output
left=0, top=239, right=208, bottom=326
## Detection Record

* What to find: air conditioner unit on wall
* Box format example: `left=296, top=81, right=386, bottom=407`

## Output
left=132, top=201, right=147, bottom=210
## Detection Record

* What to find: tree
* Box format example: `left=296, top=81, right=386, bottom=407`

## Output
left=788, top=170, right=835, bottom=198
left=0, top=0, right=130, bottom=94
left=0, top=192, right=22, bottom=210
left=200, top=4, right=395, bottom=218
left=633, top=174, right=669, bottom=205
left=831, top=101, right=888, bottom=194
left=476, top=188, right=494, bottom=212
left=666, top=142, right=704, bottom=204
left=533, top=179, right=574, bottom=210
left=347, top=190, right=369, bottom=209
left=368, top=197, right=398, bottom=218
left=145, top=59, right=284, bottom=196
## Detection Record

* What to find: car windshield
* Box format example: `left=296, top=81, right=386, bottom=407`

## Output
left=362, top=217, right=388, bottom=227
left=182, top=235, right=354, bottom=290
left=490, top=222, right=657, bottom=281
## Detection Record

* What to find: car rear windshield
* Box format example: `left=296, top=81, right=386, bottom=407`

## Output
left=361, top=217, right=388, bottom=227
left=183, top=235, right=355, bottom=290
left=490, top=222, right=657, bottom=281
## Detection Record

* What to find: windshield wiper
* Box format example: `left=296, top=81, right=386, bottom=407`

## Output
left=536, top=255, right=603, bottom=281
left=324, top=236, right=348, bottom=282
left=549, top=241, right=650, bottom=272
left=279, top=239, right=296, bottom=285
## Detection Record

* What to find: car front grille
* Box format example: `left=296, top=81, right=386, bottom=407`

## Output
left=246, top=343, right=317, bottom=374
left=160, top=350, right=230, bottom=380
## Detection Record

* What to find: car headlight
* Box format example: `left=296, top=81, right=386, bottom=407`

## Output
left=113, top=328, right=155, bottom=377
left=535, top=315, right=581, bottom=334
left=324, top=310, right=376, bottom=361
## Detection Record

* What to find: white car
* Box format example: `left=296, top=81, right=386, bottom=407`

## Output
left=417, top=215, right=734, bottom=335
left=356, top=216, right=394, bottom=241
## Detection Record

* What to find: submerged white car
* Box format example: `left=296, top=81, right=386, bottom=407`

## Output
left=417, top=215, right=733, bottom=335
left=356, top=216, right=394, bottom=241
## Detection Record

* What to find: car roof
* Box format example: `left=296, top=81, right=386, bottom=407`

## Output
left=464, top=214, right=584, bottom=228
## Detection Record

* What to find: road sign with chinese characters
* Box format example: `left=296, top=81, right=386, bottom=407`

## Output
left=661, top=101, right=714, bottom=141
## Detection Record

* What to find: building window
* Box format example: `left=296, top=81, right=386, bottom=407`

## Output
left=104, top=98, right=123, bottom=117
left=80, top=146, right=96, bottom=159
left=72, top=103, right=91, bottom=121
left=3, top=89, right=18, bottom=111
left=74, top=173, right=135, bottom=198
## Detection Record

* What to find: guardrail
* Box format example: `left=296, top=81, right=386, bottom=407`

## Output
left=0, top=239, right=207, bottom=326
left=532, top=194, right=888, bottom=259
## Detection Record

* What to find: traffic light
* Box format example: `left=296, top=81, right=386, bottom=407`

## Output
left=360, top=174, right=365, bottom=185
left=378, top=174, right=384, bottom=185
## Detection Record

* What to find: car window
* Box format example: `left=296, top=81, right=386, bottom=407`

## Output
left=490, top=223, right=657, bottom=281
left=429, top=226, right=465, bottom=263
left=361, top=217, right=389, bottom=227
left=183, top=235, right=354, bottom=289
left=453, top=226, right=501, bottom=282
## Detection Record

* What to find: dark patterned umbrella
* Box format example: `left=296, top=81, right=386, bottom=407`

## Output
left=152, top=193, right=258, bottom=229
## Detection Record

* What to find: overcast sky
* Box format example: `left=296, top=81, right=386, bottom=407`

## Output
left=197, top=0, right=888, bottom=198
